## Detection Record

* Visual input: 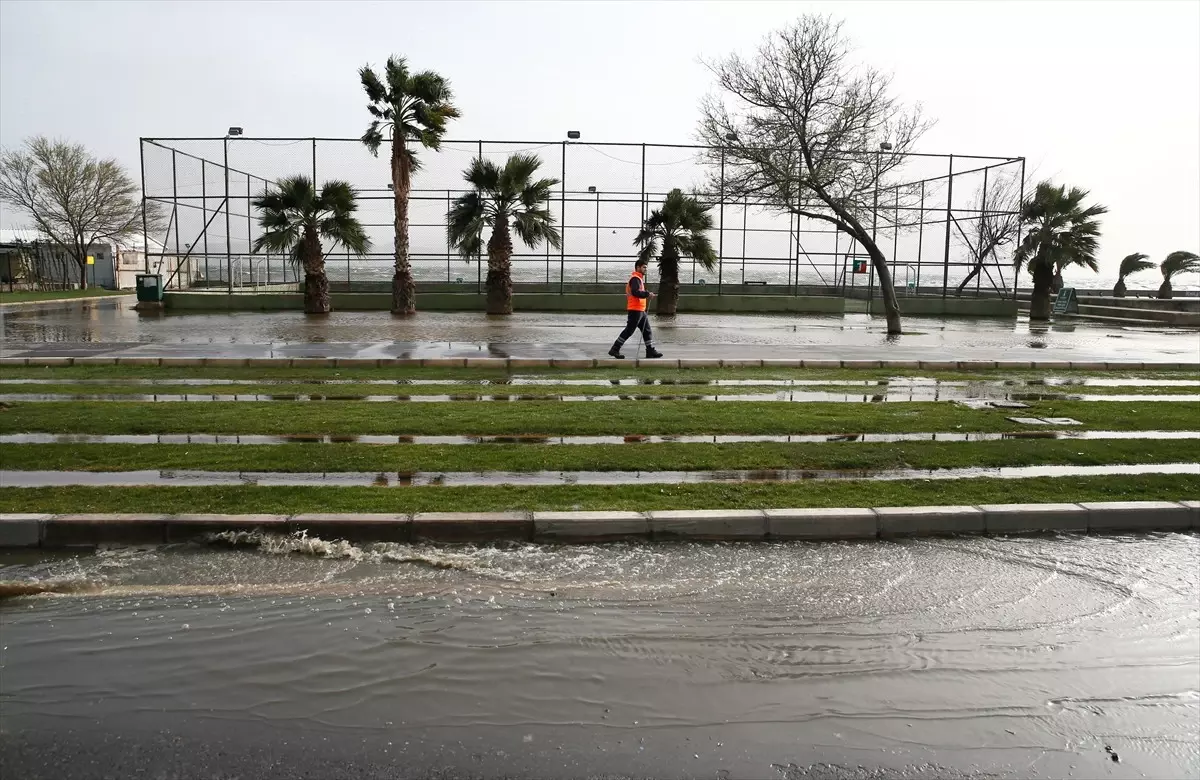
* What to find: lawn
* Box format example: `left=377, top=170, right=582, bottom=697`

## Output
left=1, top=438, right=1190, bottom=474
left=1, top=474, right=1196, bottom=514
left=1, top=399, right=1195, bottom=436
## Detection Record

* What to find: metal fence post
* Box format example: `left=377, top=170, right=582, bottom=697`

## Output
left=446, top=189, right=452, bottom=283
left=916, top=181, right=925, bottom=293
left=717, top=147, right=724, bottom=295
left=171, top=149, right=181, bottom=288
left=976, top=165, right=989, bottom=297
left=942, top=154, right=955, bottom=299
left=201, top=160, right=209, bottom=284
left=1013, top=158, right=1025, bottom=300
left=740, top=195, right=748, bottom=285
left=223, top=137, right=232, bottom=293
left=594, top=189, right=600, bottom=283
left=640, top=143, right=646, bottom=223
left=139, top=139, right=150, bottom=275
left=560, top=140, right=566, bottom=294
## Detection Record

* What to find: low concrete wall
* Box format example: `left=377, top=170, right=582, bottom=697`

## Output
left=164, top=290, right=849, bottom=315
left=4, top=501, right=1196, bottom=548
left=846, top=296, right=1018, bottom=318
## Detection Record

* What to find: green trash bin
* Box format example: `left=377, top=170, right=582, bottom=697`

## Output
left=135, top=274, right=164, bottom=302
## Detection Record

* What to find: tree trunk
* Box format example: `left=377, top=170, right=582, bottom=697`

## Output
left=1029, top=263, right=1054, bottom=320
left=1158, top=279, right=1173, bottom=299
left=864, top=242, right=901, bottom=334
left=656, top=245, right=680, bottom=316
left=78, top=258, right=88, bottom=290
left=1051, top=270, right=1064, bottom=293
left=390, top=138, right=416, bottom=315
left=485, top=215, right=513, bottom=315
left=1113, top=278, right=1126, bottom=298
left=956, top=262, right=982, bottom=294
left=301, top=228, right=330, bottom=314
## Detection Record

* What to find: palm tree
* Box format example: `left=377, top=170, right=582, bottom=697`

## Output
left=1012, top=181, right=1107, bottom=320
left=634, top=189, right=718, bottom=316
left=252, top=176, right=370, bottom=315
left=1112, top=253, right=1153, bottom=298
left=447, top=154, right=561, bottom=315
left=360, top=56, right=460, bottom=315
left=1158, top=250, right=1200, bottom=299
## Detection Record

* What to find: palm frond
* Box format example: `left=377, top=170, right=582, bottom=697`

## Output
left=384, top=56, right=410, bottom=98
left=361, top=122, right=385, bottom=157
left=407, top=71, right=453, bottom=106
left=520, top=177, right=558, bottom=210
left=512, top=208, right=562, bottom=251
left=636, top=239, right=659, bottom=265
left=447, top=191, right=487, bottom=260
left=359, top=65, right=388, bottom=105
left=498, top=154, right=542, bottom=197
left=677, top=233, right=719, bottom=271
left=1117, top=253, right=1152, bottom=280
left=1161, top=250, right=1200, bottom=281
left=464, top=157, right=502, bottom=193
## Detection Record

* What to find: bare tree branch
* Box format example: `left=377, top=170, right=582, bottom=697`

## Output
left=0, top=136, right=161, bottom=289
left=697, top=15, right=934, bottom=334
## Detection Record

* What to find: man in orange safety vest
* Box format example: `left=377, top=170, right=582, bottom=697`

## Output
left=608, top=259, right=663, bottom=359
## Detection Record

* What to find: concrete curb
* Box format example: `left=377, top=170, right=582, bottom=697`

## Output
left=0, top=293, right=134, bottom=308
left=2, top=501, right=1195, bottom=548
left=2, top=356, right=1198, bottom=371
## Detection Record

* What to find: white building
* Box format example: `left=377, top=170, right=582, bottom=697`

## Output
left=0, top=228, right=193, bottom=290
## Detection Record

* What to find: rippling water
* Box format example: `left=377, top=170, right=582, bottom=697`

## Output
left=2, top=534, right=1197, bottom=779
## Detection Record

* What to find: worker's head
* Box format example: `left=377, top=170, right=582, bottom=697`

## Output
left=635, top=259, right=648, bottom=274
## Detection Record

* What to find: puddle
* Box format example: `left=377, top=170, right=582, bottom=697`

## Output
left=2, top=430, right=1198, bottom=447
left=2, top=462, right=1196, bottom=487
left=4, top=392, right=1198, bottom=404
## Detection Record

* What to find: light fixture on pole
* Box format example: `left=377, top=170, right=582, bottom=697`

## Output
left=566, top=130, right=580, bottom=140
left=227, top=127, right=243, bottom=137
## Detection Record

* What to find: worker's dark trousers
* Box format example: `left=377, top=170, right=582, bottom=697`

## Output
left=614, top=310, right=653, bottom=347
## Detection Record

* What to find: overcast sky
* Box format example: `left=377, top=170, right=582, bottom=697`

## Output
left=1, top=0, right=1197, bottom=284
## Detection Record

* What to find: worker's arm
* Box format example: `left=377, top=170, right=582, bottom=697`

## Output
left=630, top=276, right=656, bottom=299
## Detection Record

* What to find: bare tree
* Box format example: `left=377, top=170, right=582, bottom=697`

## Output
left=953, top=173, right=1021, bottom=294
left=698, top=15, right=931, bottom=334
left=0, top=136, right=155, bottom=290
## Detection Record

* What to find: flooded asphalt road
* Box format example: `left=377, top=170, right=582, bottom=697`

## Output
left=1, top=534, right=1197, bottom=779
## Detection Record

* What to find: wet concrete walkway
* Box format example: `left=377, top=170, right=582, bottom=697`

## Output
left=3, top=300, right=1198, bottom=364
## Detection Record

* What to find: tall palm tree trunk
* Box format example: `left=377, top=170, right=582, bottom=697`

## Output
left=656, top=247, right=680, bottom=316
left=1029, top=262, right=1054, bottom=320
left=1157, top=279, right=1173, bottom=299
left=301, top=228, right=330, bottom=314
left=1113, top=278, right=1127, bottom=298
left=485, top=215, right=514, bottom=315
left=390, top=137, right=416, bottom=315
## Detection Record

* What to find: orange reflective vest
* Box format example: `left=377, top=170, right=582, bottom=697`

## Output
left=625, top=270, right=648, bottom=312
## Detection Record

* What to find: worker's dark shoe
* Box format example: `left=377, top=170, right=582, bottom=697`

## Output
left=608, top=343, right=625, bottom=359
left=644, top=346, right=664, bottom=359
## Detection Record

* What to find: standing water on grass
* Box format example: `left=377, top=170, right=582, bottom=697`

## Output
left=2, top=533, right=1197, bottom=779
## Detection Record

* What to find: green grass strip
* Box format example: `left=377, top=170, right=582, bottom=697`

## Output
left=1, top=475, right=1196, bottom=514
left=1, top=439, right=1192, bottom=474
left=1, top=400, right=1196, bottom=436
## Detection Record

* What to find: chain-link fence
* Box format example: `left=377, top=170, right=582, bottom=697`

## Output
left=140, top=137, right=1024, bottom=298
